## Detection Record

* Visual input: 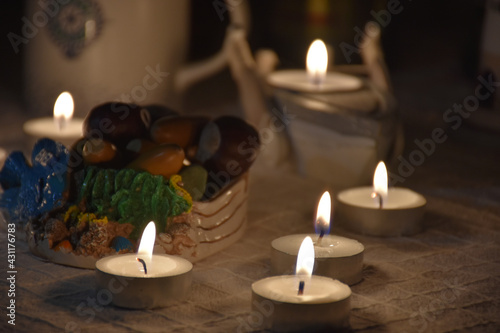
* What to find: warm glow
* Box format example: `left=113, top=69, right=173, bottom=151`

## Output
left=314, top=191, right=331, bottom=235
left=296, top=236, right=315, bottom=277
left=373, top=161, right=388, bottom=200
left=137, top=221, right=156, bottom=263
left=306, top=39, right=328, bottom=85
left=53, top=92, right=74, bottom=121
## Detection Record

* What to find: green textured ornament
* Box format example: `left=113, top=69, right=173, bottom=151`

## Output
left=78, top=166, right=191, bottom=239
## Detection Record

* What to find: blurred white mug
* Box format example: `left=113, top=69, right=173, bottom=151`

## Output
left=23, top=0, right=249, bottom=117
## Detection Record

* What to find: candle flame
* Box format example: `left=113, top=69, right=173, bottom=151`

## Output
left=53, top=92, right=74, bottom=130
left=372, top=161, right=388, bottom=204
left=296, top=236, right=315, bottom=277
left=314, top=191, right=331, bottom=236
left=53, top=92, right=74, bottom=121
left=306, top=39, right=328, bottom=86
left=137, top=221, right=156, bottom=263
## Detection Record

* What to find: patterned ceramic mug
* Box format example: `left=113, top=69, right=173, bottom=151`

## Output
left=23, top=0, right=249, bottom=117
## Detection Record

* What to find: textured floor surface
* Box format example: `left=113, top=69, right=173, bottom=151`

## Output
left=0, top=163, right=499, bottom=332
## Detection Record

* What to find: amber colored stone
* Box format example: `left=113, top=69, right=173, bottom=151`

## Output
left=82, top=140, right=117, bottom=165
left=127, top=144, right=185, bottom=178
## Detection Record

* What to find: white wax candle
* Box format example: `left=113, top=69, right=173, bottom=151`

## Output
left=23, top=117, right=84, bottom=147
left=95, top=253, right=193, bottom=309
left=271, top=234, right=364, bottom=285
left=267, top=69, right=363, bottom=93
left=273, top=234, right=363, bottom=258
left=96, top=253, right=191, bottom=278
left=251, top=275, right=351, bottom=331
left=339, top=187, right=425, bottom=209
left=336, top=187, right=426, bottom=236
left=253, top=275, right=350, bottom=303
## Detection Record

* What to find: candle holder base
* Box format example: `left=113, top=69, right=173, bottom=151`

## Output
left=271, top=234, right=364, bottom=285
left=251, top=276, right=351, bottom=332
left=95, top=254, right=192, bottom=309
left=23, top=117, right=84, bottom=149
left=336, top=187, right=426, bottom=237
left=271, top=249, right=363, bottom=286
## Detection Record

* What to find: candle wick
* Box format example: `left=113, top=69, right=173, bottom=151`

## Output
left=312, top=73, right=320, bottom=85
left=137, top=258, right=148, bottom=275
left=372, top=191, right=383, bottom=209
left=317, top=229, right=325, bottom=245
left=310, top=72, right=323, bottom=87
left=298, top=280, right=305, bottom=296
left=54, top=116, right=67, bottom=131
left=55, top=117, right=62, bottom=131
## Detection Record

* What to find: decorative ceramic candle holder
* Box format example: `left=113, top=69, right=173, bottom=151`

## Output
left=28, top=173, right=249, bottom=268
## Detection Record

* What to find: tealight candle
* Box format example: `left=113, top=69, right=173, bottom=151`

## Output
left=271, top=191, right=364, bottom=285
left=23, top=92, right=84, bottom=148
left=95, top=222, right=193, bottom=309
left=0, top=148, right=6, bottom=168
left=336, top=161, right=426, bottom=237
left=252, top=237, right=351, bottom=332
left=267, top=39, right=363, bottom=92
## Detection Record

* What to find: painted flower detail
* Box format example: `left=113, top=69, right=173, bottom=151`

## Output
left=0, top=139, right=70, bottom=225
left=46, top=0, right=103, bottom=58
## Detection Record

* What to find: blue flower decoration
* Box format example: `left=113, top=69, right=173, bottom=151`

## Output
left=0, top=139, right=70, bottom=225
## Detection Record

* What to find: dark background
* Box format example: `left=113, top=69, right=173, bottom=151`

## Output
left=0, top=0, right=498, bottom=188
left=0, top=0, right=487, bottom=102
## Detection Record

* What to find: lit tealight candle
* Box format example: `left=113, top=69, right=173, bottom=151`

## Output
left=306, top=39, right=328, bottom=87
left=23, top=92, right=84, bottom=148
left=267, top=39, right=363, bottom=92
left=271, top=191, right=364, bottom=285
left=0, top=148, right=6, bottom=169
left=336, top=161, right=426, bottom=237
left=252, top=237, right=351, bottom=332
left=95, top=222, right=193, bottom=309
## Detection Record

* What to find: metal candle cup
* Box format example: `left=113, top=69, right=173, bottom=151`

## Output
left=253, top=237, right=351, bottom=331
left=336, top=161, right=426, bottom=237
left=95, top=253, right=192, bottom=309
left=271, top=233, right=364, bottom=285
left=271, top=192, right=364, bottom=285
left=23, top=117, right=83, bottom=148
left=95, top=222, right=192, bottom=309
left=336, top=186, right=426, bottom=237
left=23, top=92, right=83, bottom=148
